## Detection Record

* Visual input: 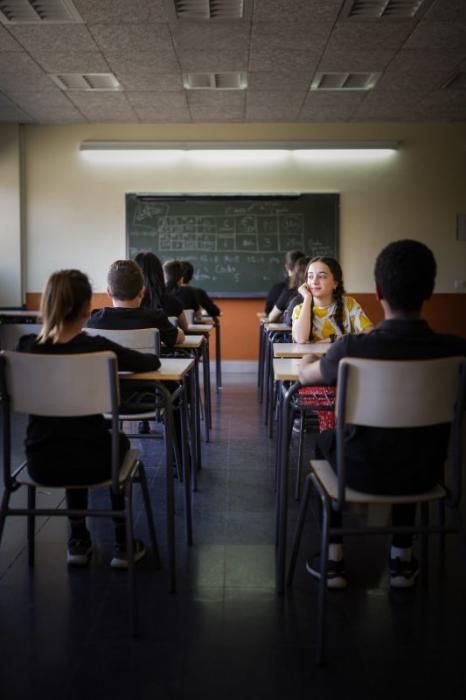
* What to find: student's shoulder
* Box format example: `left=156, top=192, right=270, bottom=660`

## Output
left=16, top=333, right=38, bottom=352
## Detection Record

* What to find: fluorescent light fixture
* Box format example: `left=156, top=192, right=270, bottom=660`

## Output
left=79, top=140, right=399, bottom=164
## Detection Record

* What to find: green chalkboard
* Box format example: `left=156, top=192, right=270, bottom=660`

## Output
left=126, top=194, right=339, bottom=297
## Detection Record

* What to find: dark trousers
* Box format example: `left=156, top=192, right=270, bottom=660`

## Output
left=315, top=435, right=416, bottom=548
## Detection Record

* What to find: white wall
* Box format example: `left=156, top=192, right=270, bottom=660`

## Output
left=12, top=121, right=466, bottom=294
left=0, top=124, right=22, bottom=306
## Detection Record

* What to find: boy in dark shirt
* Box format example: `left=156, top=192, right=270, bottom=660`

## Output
left=180, top=261, right=221, bottom=318
left=87, top=259, right=184, bottom=347
left=299, top=239, right=466, bottom=589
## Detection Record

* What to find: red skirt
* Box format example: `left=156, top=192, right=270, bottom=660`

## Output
left=297, top=386, right=336, bottom=432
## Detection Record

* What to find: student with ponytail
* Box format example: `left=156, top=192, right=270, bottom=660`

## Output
left=292, top=257, right=373, bottom=343
left=17, top=269, right=160, bottom=568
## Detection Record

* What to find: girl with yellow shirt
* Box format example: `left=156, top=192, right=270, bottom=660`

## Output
left=292, top=257, right=373, bottom=343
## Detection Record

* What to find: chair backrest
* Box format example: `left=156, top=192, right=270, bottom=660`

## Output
left=85, top=327, right=160, bottom=355
left=184, top=309, right=194, bottom=325
left=0, top=350, right=118, bottom=416
left=337, top=356, right=464, bottom=428
left=0, top=350, right=121, bottom=492
left=0, top=323, right=42, bottom=351
left=335, top=356, right=466, bottom=507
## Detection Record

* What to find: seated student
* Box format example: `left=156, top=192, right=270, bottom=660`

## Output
left=134, top=251, right=189, bottom=332
left=17, top=269, right=160, bottom=568
left=163, top=259, right=202, bottom=322
left=298, top=240, right=466, bottom=590
left=180, top=260, right=220, bottom=318
left=265, top=249, right=305, bottom=315
left=292, top=256, right=373, bottom=343
left=87, top=259, right=185, bottom=346
left=268, top=255, right=310, bottom=323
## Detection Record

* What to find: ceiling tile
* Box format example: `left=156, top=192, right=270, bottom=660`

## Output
left=424, top=0, right=466, bottom=22
left=33, top=51, right=110, bottom=73
left=404, top=21, right=466, bottom=49
left=66, top=91, right=138, bottom=120
left=115, top=71, right=183, bottom=91
left=249, top=46, right=320, bottom=73
left=0, top=52, right=54, bottom=93
left=73, top=0, right=168, bottom=23
left=250, top=21, right=331, bottom=51
left=317, top=48, right=397, bottom=72
left=253, top=0, right=343, bottom=25
left=179, top=48, right=247, bottom=72
left=9, top=90, right=84, bottom=122
left=247, top=70, right=311, bottom=92
left=417, top=88, right=466, bottom=120
left=171, top=20, right=249, bottom=52
left=0, top=26, right=23, bottom=52
left=127, top=90, right=190, bottom=121
left=246, top=90, right=304, bottom=120
left=298, top=91, right=365, bottom=121
left=352, top=89, right=426, bottom=120
left=188, top=91, right=246, bottom=121
left=89, top=22, right=173, bottom=52
left=105, top=49, right=179, bottom=74
left=0, top=92, right=31, bottom=121
left=8, top=25, right=98, bottom=53
left=327, top=21, right=415, bottom=51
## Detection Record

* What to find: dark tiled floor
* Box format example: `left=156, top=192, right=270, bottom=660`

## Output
left=1, top=374, right=466, bottom=700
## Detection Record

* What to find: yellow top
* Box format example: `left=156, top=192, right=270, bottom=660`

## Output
left=292, top=295, right=372, bottom=341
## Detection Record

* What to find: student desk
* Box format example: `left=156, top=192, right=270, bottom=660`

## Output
left=200, top=314, right=223, bottom=393
left=272, top=350, right=329, bottom=595
left=122, top=357, right=194, bottom=593
left=173, top=334, right=205, bottom=482
left=260, top=323, right=292, bottom=432
left=272, top=342, right=332, bottom=358
left=186, top=323, right=214, bottom=434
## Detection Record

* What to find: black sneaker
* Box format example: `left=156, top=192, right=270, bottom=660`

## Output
left=111, top=539, right=146, bottom=570
left=389, top=556, right=419, bottom=589
left=306, top=554, right=347, bottom=589
left=67, top=538, right=92, bottom=566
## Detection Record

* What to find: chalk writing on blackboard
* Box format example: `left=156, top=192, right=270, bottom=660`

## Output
left=127, top=195, right=339, bottom=296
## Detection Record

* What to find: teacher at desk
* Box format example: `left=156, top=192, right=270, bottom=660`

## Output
left=297, top=239, right=466, bottom=591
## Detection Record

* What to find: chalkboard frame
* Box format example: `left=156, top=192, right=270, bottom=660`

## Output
left=126, top=193, right=339, bottom=298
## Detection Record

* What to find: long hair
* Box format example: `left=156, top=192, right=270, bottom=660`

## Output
left=134, top=251, right=165, bottom=309
left=289, top=256, right=310, bottom=290
left=306, top=256, right=346, bottom=336
left=163, top=259, right=183, bottom=293
left=180, top=260, right=194, bottom=284
left=38, top=269, right=92, bottom=343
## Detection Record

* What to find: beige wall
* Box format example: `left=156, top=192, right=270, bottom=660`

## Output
left=0, top=124, right=22, bottom=306
left=4, top=121, right=466, bottom=295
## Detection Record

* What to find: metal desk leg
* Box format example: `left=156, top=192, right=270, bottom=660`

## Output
left=214, top=317, right=222, bottom=392
left=276, top=381, right=300, bottom=595
left=258, top=323, right=265, bottom=397
left=162, top=385, right=177, bottom=593
left=201, top=338, right=212, bottom=439
left=179, top=382, right=193, bottom=545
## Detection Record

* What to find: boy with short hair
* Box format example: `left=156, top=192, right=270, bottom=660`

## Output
left=299, top=239, right=466, bottom=589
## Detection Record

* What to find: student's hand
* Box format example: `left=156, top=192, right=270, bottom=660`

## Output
left=297, top=283, right=313, bottom=301
left=300, top=353, right=320, bottom=366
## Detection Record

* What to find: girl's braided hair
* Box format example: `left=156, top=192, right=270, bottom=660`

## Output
left=306, top=256, right=346, bottom=337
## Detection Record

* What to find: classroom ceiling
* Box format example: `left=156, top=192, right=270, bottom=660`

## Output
left=0, top=0, right=465, bottom=125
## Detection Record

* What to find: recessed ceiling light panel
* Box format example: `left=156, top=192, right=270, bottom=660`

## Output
left=341, top=0, right=432, bottom=20
left=50, top=73, right=121, bottom=91
left=173, top=0, right=244, bottom=20
left=184, top=71, right=247, bottom=89
left=311, top=72, right=381, bottom=91
left=0, top=0, right=83, bottom=23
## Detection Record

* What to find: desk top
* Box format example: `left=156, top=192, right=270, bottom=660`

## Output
left=264, top=323, right=291, bottom=333
left=175, top=335, right=204, bottom=349
left=122, top=357, right=194, bottom=381
left=186, top=323, right=213, bottom=333
left=272, top=358, right=302, bottom=382
left=0, top=310, right=40, bottom=318
left=273, top=341, right=331, bottom=358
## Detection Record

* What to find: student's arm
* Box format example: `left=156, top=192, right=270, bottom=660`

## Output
left=176, top=328, right=185, bottom=344
left=267, top=305, right=283, bottom=323
left=292, top=284, right=313, bottom=343
left=178, top=311, right=188, bottom=332
left=197, top=288, right=220, bottom=317
left=298, top=354, right=324, bottom=385
left=97, top=337, right=161, bottom=372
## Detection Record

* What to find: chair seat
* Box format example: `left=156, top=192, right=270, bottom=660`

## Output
left=17, top=449, right=140, bottom=490
left=310, top=459, right=446, bottom=505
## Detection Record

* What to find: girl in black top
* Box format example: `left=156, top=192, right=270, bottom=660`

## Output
left=134, top=251, right=188, bottom=331
left=18, top=269, right=160, bottom=567
left=163, top=259, right=202, bottom=322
